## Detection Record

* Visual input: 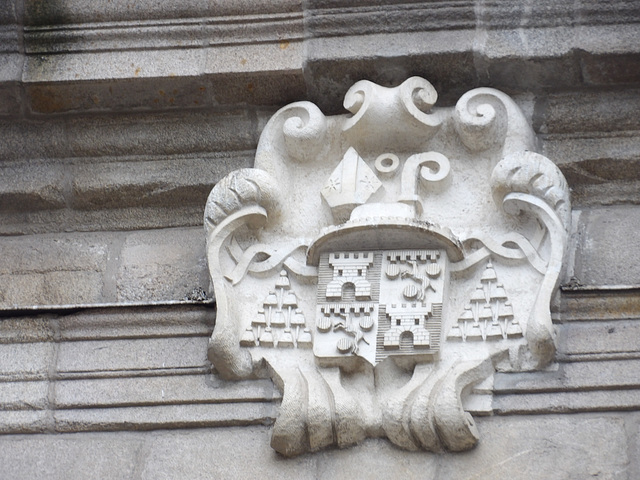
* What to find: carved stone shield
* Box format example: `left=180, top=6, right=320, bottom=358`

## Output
left=314, top=249, right=446, bottom=367
left=204, top=77, right=571, bottom=456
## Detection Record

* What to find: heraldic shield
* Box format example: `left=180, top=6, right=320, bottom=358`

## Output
left=204, top=77, right=571, bottom=456
left=314, top=248, right=447, bottom=368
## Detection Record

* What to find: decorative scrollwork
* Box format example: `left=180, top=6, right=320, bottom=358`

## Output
left=281, top=102, right=328, bottom=163
left=342, top=77, right=443, bottom=150
left=398, top=152, right=451, bottom=214
left=454, top=88, right=537, bottom=154
left=204, top=168, right=282, bottom=379
left=490, top=151, right=571, bottom=365
left=491, top=151, right=571, bottom=229
left=398, top=76, right=440, bottom=128
left=204, top=168, right=280, bottom=234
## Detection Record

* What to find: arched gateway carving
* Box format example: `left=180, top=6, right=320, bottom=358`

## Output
left=204, top=77, right=571, bottom=456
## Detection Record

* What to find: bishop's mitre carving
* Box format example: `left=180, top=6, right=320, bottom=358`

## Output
left=204, top=77, right=570, bottom=456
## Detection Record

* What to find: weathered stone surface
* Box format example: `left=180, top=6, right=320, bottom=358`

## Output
left=0, top=416, right=630, bottom=479
left=57, top=306, right=214, bottom=341
left=537, top=89, right=640, bottom=135
left=54, top=403, right=274, bottom=432
left=54, top=376, right=275, bottom=408
left=0, top=204, right=208, bottom=236
left=23, top=69, right=306, bottom=114
left=0, top=83, right=21, bottom=116
left=0, top=342, right=54, bottom=381
left=2, top=0, right=636, bottom=116
left=0, top=233, right=109, bottom=276
left=557, top=320, right=640, bottom=360
left=0, top=431, right=142, bottom=478
left=0, top=233, right=109, bottom=308
left=0, top=410, right=51, bottom=434
left=0, top=271, right=102, bottom=306
left=0, top=316, right=55, bottom=343
left=24, top=0, right=299, bottom=25
left=56, top=337, right=208, bottom=374
left=71, top=154, right=252, bottom=210
left=0, top=228, right=213, bottom=307
left=630, top=413, right=640, bottom=480
left=65, top=111, right=255, bottom=158
left=0, top=380, right=49, bottom=410
left=495, top=359, right=640, bottom=393
left=558, top=289, right=640, bottom=322
left=0, top=163, right=66, bottom=212
left=543, top=134, right=640, bottom=207
left=0, top=119, right=67, bottom=161
left=572, top=206, right=640, bottom=287
left=117, top=228, right=210, bottom=302
left=494, top=389, right=640, bottom=415
left=437, top=415, right=628, bottom=479
left=0, top=112, right=256, bottom=162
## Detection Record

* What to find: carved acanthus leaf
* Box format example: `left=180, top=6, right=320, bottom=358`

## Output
left=490, top=151, right=571, bottom=365
left=491, top=151, right=571, bottom=230
left=204, top=168, right=281, bottom=235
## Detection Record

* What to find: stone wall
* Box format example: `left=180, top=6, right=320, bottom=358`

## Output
left=1, top=0, right=640, bottom=477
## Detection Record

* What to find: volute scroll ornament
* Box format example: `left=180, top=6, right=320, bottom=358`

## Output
left=204, top=77, right=571, bottom=456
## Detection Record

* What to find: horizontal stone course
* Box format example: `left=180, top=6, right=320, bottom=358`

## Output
left=0, top=3, right=636, bottom=116
left=0, top=381, right=49, bottom=411
left=0, top=228, right=211, bottom=308
left=0, top=233, right=109, bottom=276
left=54, top=402, right=274, bottom=433
left=557, top=320, right=640, bottom=360
left=572, top=206, right=640, bottom=287
left=57, top=306, right=214, bottom=341
left=116, top=228, right=210, bottom=303
left=0, top=410, right=51, bottom=434
left=56, top=337, right=209, bottom=373
left=24, top=0, right=302, bottom=26
left=493, top=389, right=640, bottom=415
left=0, top=342, right=54, bottom=381
left=3, top=206, right=640, bottom=308
left=495, top=358, right=640, bottom=393
left=54, top=376, right=275, bottom=408
left=0, top=415, right=631, bottom=479
left=0, top=204, right=209, bottom=236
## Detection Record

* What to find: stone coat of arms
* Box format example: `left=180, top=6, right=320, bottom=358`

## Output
left=204, top=77, right=570, bottom=456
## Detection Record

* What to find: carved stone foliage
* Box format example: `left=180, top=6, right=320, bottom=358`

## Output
left=204, top=77, right=571, bottom=456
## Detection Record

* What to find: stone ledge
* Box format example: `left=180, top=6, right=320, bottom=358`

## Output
left=23, top=0, right=302, bottom=26
left=0, top=416, right=632, bottom=479
left=1, top=6, right=638, bottom=115
left=557, top=287, right=640, bottom=322
left=0, top=229, right=211, bottom=308
left=53, top=403, right=275, bottom=433
left=570, top=206, right=640, bottom=287
left=0, top=403, right=275, bottom=435
left=495, top=358, right=640, bottom=393
left=493, top=389, right=640, bottom=415
left=53, top=376, right=276, bottom=409
left=556, top=319, right=640, bottom=361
